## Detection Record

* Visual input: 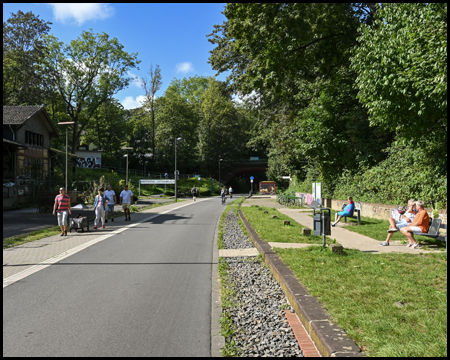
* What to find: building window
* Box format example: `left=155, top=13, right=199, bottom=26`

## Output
left=25, top=130, right=44, bottom=147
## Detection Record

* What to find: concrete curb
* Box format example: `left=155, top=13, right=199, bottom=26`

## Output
left=238, top=208, right=365, bottom=357
left=211, top=207, right=226, bottom=357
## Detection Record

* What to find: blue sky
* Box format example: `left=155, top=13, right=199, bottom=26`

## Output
left=3, top=3, right=229, bottom=109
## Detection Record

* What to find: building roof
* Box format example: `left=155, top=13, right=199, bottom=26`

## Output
left=3, top=106, right=59, bottom=136
left=3, top=138, right=28, bottom=148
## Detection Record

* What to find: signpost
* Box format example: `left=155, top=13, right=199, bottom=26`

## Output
left=250, top=176, right=254, bottom=195
left=312, top=182, right=322, bottom=205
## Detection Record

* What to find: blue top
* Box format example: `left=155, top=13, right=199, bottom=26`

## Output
left=94, top=194, right=110, bottom=211
left=343, top=202, right=355, bottom=214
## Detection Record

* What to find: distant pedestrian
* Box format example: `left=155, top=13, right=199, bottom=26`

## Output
left=53, top=187, right=72, bottom=236
left=94, top=187, right=110, bottom=229
left=104, top=184, right=116, bottom=223
left=229, top=186, right=233, bottom=199
left=120, top=184, right=134, bottom=221
left=191, top=185, right=198, bottom=201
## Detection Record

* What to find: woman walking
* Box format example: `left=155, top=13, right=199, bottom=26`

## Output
left=94, top=188, right=110, bottom=229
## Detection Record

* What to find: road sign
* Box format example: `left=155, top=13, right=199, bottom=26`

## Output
left=250, top=176, right=254, bottom=180
left=140, top=179, right=175, bottom=185
left=282, top=176, right=291, bottom=179
left=250, top=179, right=253, bottom=183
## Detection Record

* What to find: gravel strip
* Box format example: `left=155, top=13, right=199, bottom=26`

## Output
left=221, top=211, right=303, bottom=357
left=221, top=211, right=255, bottom=249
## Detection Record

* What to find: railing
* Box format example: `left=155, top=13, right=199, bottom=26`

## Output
left=77, top=166, right=203, bottom=180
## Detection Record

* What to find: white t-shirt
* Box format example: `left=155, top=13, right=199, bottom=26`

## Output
left=120, top=189, right=133, bottom=204
left=229, top=187, right=233, bottom=193
left=403, top=210, right=416, bottom=222
left=104, top=190, right=116, bottom=204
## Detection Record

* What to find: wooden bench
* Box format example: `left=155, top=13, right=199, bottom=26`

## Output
left=342, top=202, right=362, bottom=226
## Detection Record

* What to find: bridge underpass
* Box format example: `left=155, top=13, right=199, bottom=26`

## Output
left=220, top=160, right=269, bottom=193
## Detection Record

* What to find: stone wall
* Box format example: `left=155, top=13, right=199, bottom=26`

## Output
left=330, top=199, right=447, bottom=224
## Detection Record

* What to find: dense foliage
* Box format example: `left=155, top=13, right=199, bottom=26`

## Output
left=208, top=3, right=447, bottom=207
left=3, top=5, right=447, bottom=207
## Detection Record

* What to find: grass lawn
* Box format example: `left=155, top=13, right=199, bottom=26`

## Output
left=274, top=246, right=447, bottom=357
left=240, top=205, right=333, bottom=244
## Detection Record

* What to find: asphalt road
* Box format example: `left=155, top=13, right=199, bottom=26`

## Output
left=3, top=197, right=227, bottom=357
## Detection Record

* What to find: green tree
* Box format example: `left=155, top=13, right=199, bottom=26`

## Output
left=3, top=10, right=52, bottom=105
left=80, top=98, right=128, bottom=162
left=154, top=92, right=197, bottom=174
left=41, top=30, right=140, bottom=178
left=141, top=64, right=162, bottom=168
left=351, top=3, right=447, bottom=144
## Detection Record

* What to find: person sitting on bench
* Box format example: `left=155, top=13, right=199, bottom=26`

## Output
left=400, top=200, right=429, bottom=249
left=379, top=199, right=416, bottom=246
left=331, top=196, right=355, bottom=227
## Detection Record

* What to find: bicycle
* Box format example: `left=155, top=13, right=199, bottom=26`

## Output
left=221, top=196, right=227, bottom=205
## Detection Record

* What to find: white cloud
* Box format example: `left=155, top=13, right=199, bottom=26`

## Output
left=47, top=3, right=115, bottom=25
left=121, top=95, right=146, bottom=110
left=128, top=71, right=143, bottom=88
left=175, top=62, right=194, bottom=74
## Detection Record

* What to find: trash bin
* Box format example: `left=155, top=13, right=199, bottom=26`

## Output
left=313, top=208, right=331, bottom=236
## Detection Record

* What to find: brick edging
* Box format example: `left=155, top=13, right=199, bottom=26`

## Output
left=238, top=207, right=364, bottom=357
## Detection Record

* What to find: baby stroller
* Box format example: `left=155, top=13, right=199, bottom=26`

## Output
left=69, top=203, right=90, bottom=233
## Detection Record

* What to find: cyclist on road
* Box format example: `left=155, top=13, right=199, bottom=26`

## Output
left=221, top=186, right=227, bottom=205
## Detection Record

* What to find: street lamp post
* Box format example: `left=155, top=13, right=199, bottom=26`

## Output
left=174, top=137, right=182, bottom=202
left=58, top=122, right=75, bottom=191
left=219, top=158, right=223, bottom=189
left=121, top=147, right=133, bottom=185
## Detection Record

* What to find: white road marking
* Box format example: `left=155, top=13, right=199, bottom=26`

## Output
left=3, top=199, right=210, bottom=288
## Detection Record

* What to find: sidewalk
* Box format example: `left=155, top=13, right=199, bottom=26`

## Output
left=2, top=198, right=171, bottom=240
left=3, top=199, right=197, bottom=281
left=243, top=196, right=437, bottom=254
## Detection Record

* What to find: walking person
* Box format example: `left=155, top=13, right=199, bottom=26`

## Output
left=191, top=185, right=198, bottom=201
left=93, top=187, right=110, bottom=229
left=104, top=184, right=116, bottom=223
left=53, top=187, right=72, bottom=236
left=120, top=184, right=134, bottom=221
left=228, top=186, right=233, bottom=199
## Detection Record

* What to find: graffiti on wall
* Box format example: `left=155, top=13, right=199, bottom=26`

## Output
left=76, top=157, right=101, bottom=168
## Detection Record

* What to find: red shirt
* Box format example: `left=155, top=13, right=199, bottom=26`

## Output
left=54, top=194, right=70, bottom=212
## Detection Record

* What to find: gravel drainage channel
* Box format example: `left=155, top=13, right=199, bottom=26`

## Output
left=219, top=210, right=306, bottom=357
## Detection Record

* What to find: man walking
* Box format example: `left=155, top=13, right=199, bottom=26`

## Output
left=104, top=184, right=116, bottom=223
left=53, top=187, right=72, bottom=236
left=120, top=184, right=134, bottom=221
left=191, top=185, right=198, bottom=201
